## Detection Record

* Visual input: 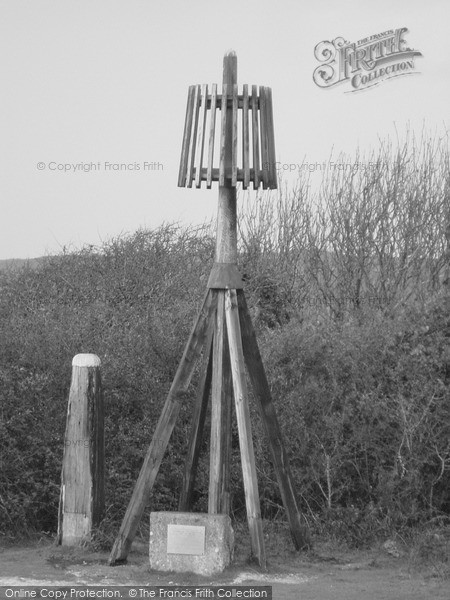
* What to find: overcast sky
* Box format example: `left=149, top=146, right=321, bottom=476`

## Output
left=1, top=0, right=448, bottom=259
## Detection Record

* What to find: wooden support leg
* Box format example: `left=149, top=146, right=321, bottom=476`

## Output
left=209, top=291, right=233, bottom=515
left=225, top=288, right=266, bottom=569
left=209, top=291, right=226, bottom=513
left=179, top=327, right=214, bottom=511
left=108, top=289, right=218, bottom=565
left=237, top=290, right=310, bottom=550
left=220, top=325, right=232, bottom=515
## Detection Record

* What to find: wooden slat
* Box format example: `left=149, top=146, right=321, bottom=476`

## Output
left=231, top=84, right=238, bottom=187
left=259, top=86, right=269, bottom=189
left=178, top=325, right=213, bottom=512
left=237, top=290, right=310, bottom=550
left=180, top=81, right=277, bottom=191
left=251, top=85, right=260, bottom=190
left=201, top=167, right=264, bottom=183
left=108, top=289, right=218, bottom=565
left=225, top=289, right=266, bottom=568
left=195, top=84, right=208, bottom=188
left=206, top=83, right=218, bottom=189
left=178, top=86, right=196, bottom=187
left=186, top=85, right=201, bottom=188
left=242, top=84, right=250, bottom=190
left=200, top=167, right=257, bottom=183
left=219, top=84, right=228, bottom=186
left=265, top=87, right=277, bottom=189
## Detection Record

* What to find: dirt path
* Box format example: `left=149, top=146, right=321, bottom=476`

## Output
left=0, top=540, right=448, bottom=600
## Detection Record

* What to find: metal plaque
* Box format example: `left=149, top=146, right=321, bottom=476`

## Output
left=167, top=524, right=205, bottom=555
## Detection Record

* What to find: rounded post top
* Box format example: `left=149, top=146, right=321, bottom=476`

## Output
left=223, top=50, right=237, bottom=86
left=72, top=353, right=101, bottom=367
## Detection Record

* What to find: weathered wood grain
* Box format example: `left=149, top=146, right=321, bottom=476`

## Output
left=58, top=354, right=104, bottom=546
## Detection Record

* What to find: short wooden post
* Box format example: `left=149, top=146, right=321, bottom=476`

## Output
left=57, top=354, right=104, bottom=545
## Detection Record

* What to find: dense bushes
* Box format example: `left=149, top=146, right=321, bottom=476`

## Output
left=256, top=294, right=450, bottom=539
left=1, top=132, right=449, bottom=545
left=0, top=224, right=216, bottom=537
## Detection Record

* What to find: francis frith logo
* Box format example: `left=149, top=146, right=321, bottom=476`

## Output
left=313, top=27, right=422, bottom=92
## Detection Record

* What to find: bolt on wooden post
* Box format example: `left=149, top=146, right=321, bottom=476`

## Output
left=58, top=354, right=104, bottom=546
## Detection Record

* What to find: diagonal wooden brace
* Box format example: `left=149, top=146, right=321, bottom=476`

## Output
left=108, top=289, right=218, bottom=565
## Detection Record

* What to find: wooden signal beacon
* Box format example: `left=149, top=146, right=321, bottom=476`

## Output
left=109, top=51, right=309, bottom=568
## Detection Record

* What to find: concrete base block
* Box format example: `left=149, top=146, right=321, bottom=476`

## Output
left=149, top=512, right=234, bottom=576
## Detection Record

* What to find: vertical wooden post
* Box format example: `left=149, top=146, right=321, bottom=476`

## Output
left=211, top=51, right=266, bottom=565
left=208, top=51, right=239, bottom=514
left=58, top=354, right=104, bottom=546
left=215, top=51, right=238, bottom=266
